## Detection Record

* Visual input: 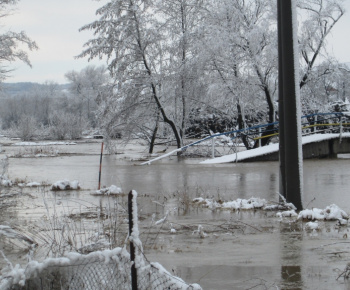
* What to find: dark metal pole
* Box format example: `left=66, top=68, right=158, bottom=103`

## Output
left=277, top=0, right=286, bottom=199
left=98, top=142, right=104, bottom=190
left=128, top=191, right=138, bottom=290
left=278, top=0, right=303, bottom=210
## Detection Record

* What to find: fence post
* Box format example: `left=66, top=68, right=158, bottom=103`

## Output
left=258, top=127, right=262, bottom=148
left=98, top=142, right=104, bottom=190
left=128, top=191, right=138, bottom=290
left=340, top=117, right=343, bottom=143
left=211, top=137, right=215, bottom=159
left=314, top=115, right=318, bottom=133
left=235, top=135, right=238, bottom=163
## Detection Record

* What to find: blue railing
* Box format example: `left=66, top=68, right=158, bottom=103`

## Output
left=140, top=112, right=348, bottom=165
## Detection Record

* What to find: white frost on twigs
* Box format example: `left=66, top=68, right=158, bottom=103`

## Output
left=155, top=210, right=169, bottom=225
left=0, top=225, right=35, bottom=245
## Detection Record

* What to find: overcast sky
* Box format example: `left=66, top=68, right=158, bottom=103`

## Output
left=4, top=0, right=350, bottom=84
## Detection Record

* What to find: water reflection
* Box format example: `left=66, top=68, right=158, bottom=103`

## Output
left=281, top=266, right=302, bottom=290
left=279, top=222, right=303, bottom=289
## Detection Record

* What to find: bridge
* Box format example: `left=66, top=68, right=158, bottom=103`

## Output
left=141, top=112, right=350, bottom=165
left=201, top=133, right=350, bottom=164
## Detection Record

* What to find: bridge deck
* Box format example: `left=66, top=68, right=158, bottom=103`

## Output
left=201, top=133, right=350, bottom=164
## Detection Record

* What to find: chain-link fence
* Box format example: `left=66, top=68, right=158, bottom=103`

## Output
left=2, top=247, right=200, bottom=290
left=1, top=191, right=201, bottom=290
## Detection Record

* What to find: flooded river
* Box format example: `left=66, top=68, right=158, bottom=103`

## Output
left=1, top=140, right=350, bottom=289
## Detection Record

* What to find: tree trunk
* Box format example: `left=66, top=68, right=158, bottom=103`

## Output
left=149, top=111, right=160, bottom=154
left=236, top=101, right=252, bottom=149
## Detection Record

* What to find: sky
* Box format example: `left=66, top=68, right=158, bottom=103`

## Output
left=5, top=0, right=109, bottom=84
left=4, top=0, right=350, bottom=84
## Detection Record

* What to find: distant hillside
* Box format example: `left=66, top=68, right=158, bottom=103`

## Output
left=0, top=82, right=70, bottom=97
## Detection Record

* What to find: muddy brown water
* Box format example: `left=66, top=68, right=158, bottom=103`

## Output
left=1, top=141, right=350, bottom=289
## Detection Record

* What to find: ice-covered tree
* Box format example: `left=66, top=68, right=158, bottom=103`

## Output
left=65, top=65, right=110, bottom=127
left=0, top=0, right=38, bottom=82
left=203, top=0, right=345, bottom=147
left=298, top=0, right=345, bottom=89
left=78, top=0, right=346, bottom=151
left=79, top=0, right=184, bottom=151
left=201, top=0, right=277, bottom=147
left=154, top=0, right=205, bottom=141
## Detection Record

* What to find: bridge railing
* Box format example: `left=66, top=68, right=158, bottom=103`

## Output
left=140, top=112, right=350, bottom=165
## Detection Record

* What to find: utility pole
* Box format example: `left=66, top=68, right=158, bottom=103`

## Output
left=277, top=0, right=286, bottom=199
left=277, top=0, right=303, bottom=210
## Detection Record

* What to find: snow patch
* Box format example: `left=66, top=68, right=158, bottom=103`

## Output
left=13, top=142, right=76, bottom=146
left=193, top=197, right=267, bottom=210
left=305, top=221, right=319, bottom=231
left=298, top=204, right=349, bottom=221
left=94, top=185, right=123, bottom=195
left=276, top=210, right=298, bottom=218
left=0, top=177, right=12, bottom=187
left=26, top=182, right=41, bottom=187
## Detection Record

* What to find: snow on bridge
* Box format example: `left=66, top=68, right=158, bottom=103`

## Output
left=201, top=133, right=350, bottom=164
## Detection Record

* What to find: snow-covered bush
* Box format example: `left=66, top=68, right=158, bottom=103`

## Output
left=11, top=115, right=38, bottom=141
left=94, top=185, right=122, bottom=195
left=66, top=114, right=86, bottom=139
left=298, top=204, right=349, bottom=221
left=0, top=156, right=12, bottom=188
left=49, top=112, right=86, bottom=140
left=49, top=112, right=68, bottom=140
left=51, top=180, right=80, bottom=191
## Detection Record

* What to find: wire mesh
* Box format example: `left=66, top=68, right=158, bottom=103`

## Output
left=4, top=247, right=201, bottom=290
left=7, top=248, right=131, bottom=290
